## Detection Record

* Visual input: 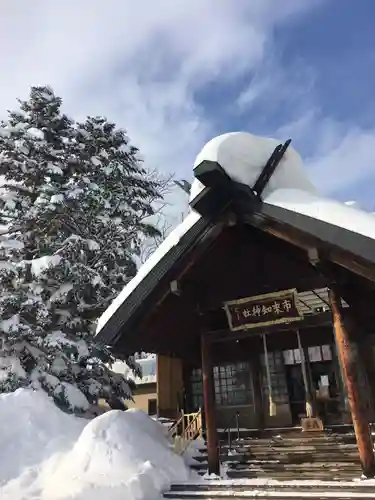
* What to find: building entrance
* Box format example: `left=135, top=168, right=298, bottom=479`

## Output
left=283, top=344, right=341, bottom=424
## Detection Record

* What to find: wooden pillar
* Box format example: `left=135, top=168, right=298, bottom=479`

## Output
left=329, top=288, right=375, bottom=478
left=201, top=334, right=219, bottom=475
left=331, top=341, right=351, bottom=422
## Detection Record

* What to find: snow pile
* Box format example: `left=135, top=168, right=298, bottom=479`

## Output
left=1, top=389, right=189, bottom=500
left=192, top=131, right=375, bottom=241
left=191, top=131, right=316, bottom=202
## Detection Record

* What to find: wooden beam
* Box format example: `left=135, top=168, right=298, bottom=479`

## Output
left=329, top=287, right=375, bottom=478
left=201, top=334, right=219, bottom=475
left=205, top=311, right=333, bottom=343
left=259, top=222, right=375, bottom=285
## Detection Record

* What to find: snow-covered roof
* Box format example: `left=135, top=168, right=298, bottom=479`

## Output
left=96, top=210, right=202, bottom=334
left=96, top=131, right=375, bottom=346
left=112, top=356, right=157, bottom=385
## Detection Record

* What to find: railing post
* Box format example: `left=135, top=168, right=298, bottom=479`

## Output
left=236, top=412, right=240, bottom=442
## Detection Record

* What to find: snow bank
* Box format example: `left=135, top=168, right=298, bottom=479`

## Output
left=0, top=390, right=189, bottom=500
left=0, top=389, right=84, bottom=486
left=192, top=131, right=375, bottom=241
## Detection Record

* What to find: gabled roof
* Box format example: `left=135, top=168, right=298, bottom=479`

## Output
left=96, top=132, right=375, bottom=348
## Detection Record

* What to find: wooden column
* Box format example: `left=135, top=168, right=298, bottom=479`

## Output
left=329, top=288, right=375, bottom=478
left=332, top=339, right=350, bottom=416
left=201, top=334, right=219, bottom=475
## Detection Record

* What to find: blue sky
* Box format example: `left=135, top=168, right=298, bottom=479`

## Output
left=1, top=0, right=375, bottom=217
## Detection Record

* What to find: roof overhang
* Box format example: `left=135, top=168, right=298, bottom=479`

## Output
left=193, top=159, right=375, bottom=283
left=96, top=155, right=375, bottom=350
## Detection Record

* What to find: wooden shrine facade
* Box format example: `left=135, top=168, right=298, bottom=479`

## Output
left=96, top=141, right=375, bottom=478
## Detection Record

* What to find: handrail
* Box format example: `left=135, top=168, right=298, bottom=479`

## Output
left=180, top=409, right=203, bottom=452
left=170, top=409, right=203, bottom=455
left=220, top=411, right=240, bottom=453
left=168, top=411, right=185, bottom=439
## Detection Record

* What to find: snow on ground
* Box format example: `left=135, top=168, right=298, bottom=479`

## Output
left=184, top=437, right=205, bottom=466
left=0, top=389, right=190, bottom=500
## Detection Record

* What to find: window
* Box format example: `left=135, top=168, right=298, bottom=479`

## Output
left=148, top=398, right=157, bottom=416
left=213, top=362, right=253, bottom=407
left=283, top=345, right=332, bottom=365
left=190, top=368, right=203, bottom=409
left=283, top=348, right=301, bottom=365
left=261, top=351, right=289, bottom=403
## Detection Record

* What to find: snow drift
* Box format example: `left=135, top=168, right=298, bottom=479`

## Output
left=190, top=131, right=317, bottom=202
left=0, top=389, right=189, bottom=500
left=191, top=131, right=375, bottom=241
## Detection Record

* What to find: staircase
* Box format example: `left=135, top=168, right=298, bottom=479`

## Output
left=193, top=429, right=363, bottom=481
left=164, top=428, right=371, bottom=500
left=164, top=480, right=375, bottom=499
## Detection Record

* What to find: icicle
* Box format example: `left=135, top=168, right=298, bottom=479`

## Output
left=262, top=334, right=276, bottom=416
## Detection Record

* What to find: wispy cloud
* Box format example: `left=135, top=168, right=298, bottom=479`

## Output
left=2, top=0, right=372, bottom=212
left=0, top=2, right=320, bottom=172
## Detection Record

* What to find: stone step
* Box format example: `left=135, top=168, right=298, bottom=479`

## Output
left=222, top=446, right=358, bottom=455
left=231, top=462, right=362, bottom=471
left=225, top=437, right=357, bottom=447
left=164, top=489, right=375, bottom=500
left=193, top=452, right=360, bottom=464
left=169, top=481, right=375, bottom=493
left=225, top=472, right=362, bottom=482
left=211, top=438, right=358, bottom=451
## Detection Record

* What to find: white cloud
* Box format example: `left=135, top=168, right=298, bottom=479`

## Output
left=5, top=0, right=370, bottom=212
left=306, top=127, right=375, bottom=193
left=1, top=1, right=321, bottom=180
left=275, top=110, right=375, bottom=195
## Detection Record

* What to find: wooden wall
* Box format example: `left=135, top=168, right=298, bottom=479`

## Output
left=157, top=354, right=184, bottom=418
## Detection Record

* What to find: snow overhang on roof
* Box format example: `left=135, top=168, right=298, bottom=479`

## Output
left=96, top=131, right=375, bottom=348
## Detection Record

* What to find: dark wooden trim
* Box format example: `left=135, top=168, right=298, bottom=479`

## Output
left=204, top=311, right=333, bottom=343
left=255, top=204, right=375, bottom=284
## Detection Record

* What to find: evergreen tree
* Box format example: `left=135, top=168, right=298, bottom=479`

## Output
left=0, top=86, right=162, bottom=413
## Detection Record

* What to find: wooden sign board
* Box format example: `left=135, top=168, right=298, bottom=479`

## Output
left=224, top=289, right=303, bottom=332
left=301, top=417, right=324, bottom=432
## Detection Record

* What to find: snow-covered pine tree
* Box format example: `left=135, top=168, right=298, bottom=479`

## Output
left=0, top=86, right=163, bottom=413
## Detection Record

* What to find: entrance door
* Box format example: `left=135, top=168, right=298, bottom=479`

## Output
left=310, top=359, right=340, bottom=424
left=283, top=344, right=341, bottom=425
left=285, top=363, right=306, bottom=423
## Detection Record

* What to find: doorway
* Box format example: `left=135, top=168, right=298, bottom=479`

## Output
left=285, top=363, right=306, bottom=423
left=283, top=344, right=341, bottom=424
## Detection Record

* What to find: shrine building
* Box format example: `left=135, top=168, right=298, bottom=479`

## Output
left=96, top=132, right=375, bottom=478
